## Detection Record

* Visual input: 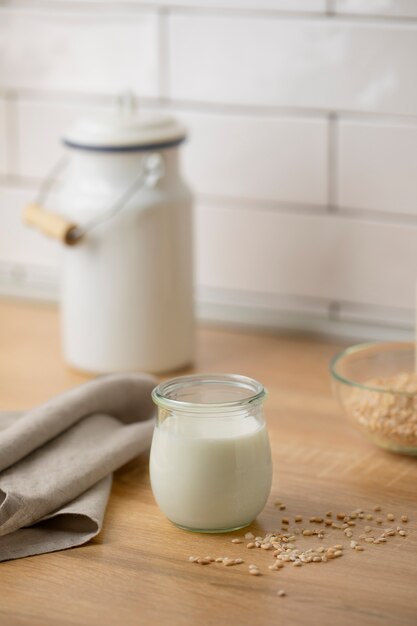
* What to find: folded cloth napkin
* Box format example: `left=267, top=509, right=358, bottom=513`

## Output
left=0, top=373, right=156, bottom=562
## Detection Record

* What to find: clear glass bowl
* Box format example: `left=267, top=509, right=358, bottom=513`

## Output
left=330, top=342, right=417, bottom=456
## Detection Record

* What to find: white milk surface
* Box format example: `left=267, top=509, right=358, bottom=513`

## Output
left=150, top=413, right=272, bottom=531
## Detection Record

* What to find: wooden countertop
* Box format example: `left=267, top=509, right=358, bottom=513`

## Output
left=0, top=299, right=416, bottom=626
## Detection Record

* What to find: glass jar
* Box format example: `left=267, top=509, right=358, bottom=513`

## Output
left=150, top=374, right=272, bottom=532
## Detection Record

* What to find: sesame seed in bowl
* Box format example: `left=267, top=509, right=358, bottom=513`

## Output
left=330, top=341, right=417, bottom=455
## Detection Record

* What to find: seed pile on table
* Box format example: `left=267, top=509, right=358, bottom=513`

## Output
left=188, top=501, right=411, bottom=596
left=346, top=372, right=417, bottom=448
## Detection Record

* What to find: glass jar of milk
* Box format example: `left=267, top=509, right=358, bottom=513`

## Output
left=150, top=374, right=272, bottom=532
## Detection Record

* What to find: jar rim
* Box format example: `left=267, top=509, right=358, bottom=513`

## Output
left=152, top=373, right=267, bottom=413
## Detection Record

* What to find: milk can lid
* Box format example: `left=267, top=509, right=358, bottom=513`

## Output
left=63, top=93, right=186, bottom=152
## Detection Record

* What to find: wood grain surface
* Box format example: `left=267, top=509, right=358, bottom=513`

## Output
left=0, top=299, right=416, bottom=626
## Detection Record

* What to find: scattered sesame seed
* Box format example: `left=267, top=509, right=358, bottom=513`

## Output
left=374, top=506, right=381, bottom=512
left=277, top=589, right=286, bottom=597
left=187, top=501, right=411, bottom=590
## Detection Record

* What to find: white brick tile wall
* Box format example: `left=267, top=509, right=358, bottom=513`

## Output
left=335, top=0, right=417, bottom=19
left=196, top=203, right=417, bottom=310
left=338, top=119, right=417, bottom=216
left=175, top=110, right=328, bottom=206
left=16, top=100, right=328, bottom=206
left=0, top=4, right=416, bottom=339
left=0, top=9, right=159, bottom=96
left=168, top=14, right=417, bottom=116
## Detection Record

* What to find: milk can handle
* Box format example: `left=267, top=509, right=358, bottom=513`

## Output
left=23, top=153, right=164, bottom=246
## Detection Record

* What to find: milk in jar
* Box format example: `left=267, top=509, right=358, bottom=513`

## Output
left=150, top=374, right=272, bottom=532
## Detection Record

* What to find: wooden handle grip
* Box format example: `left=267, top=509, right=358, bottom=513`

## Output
left=23, top=204, right=82, bottom=246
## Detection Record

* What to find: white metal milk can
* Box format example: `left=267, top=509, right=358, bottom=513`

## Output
left=24, top=98, right=195, bottom=373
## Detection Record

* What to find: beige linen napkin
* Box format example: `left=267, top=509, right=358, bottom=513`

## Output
left=0, top=373, right=156, bottom=562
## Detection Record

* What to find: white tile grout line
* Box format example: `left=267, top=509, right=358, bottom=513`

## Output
left=4, top=91, right=19, bottom=178
left=4, top=90, right=417, bottom=126
left=0, top=2, right=158, bottom=16
left=2, top=174, right=417, bottom=228
left=157, top=6, right=170, bottom=100
left=327, top=112, right=338, bottom=213
left=196, top=195, right=417, bottom=227
left=198, top=286, right=414, bottom=323
left=326, top=0, right=334, bottom=17
left=2, top=1, right=417, bottom=24
left=197, top=303, right=414, bottom=341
